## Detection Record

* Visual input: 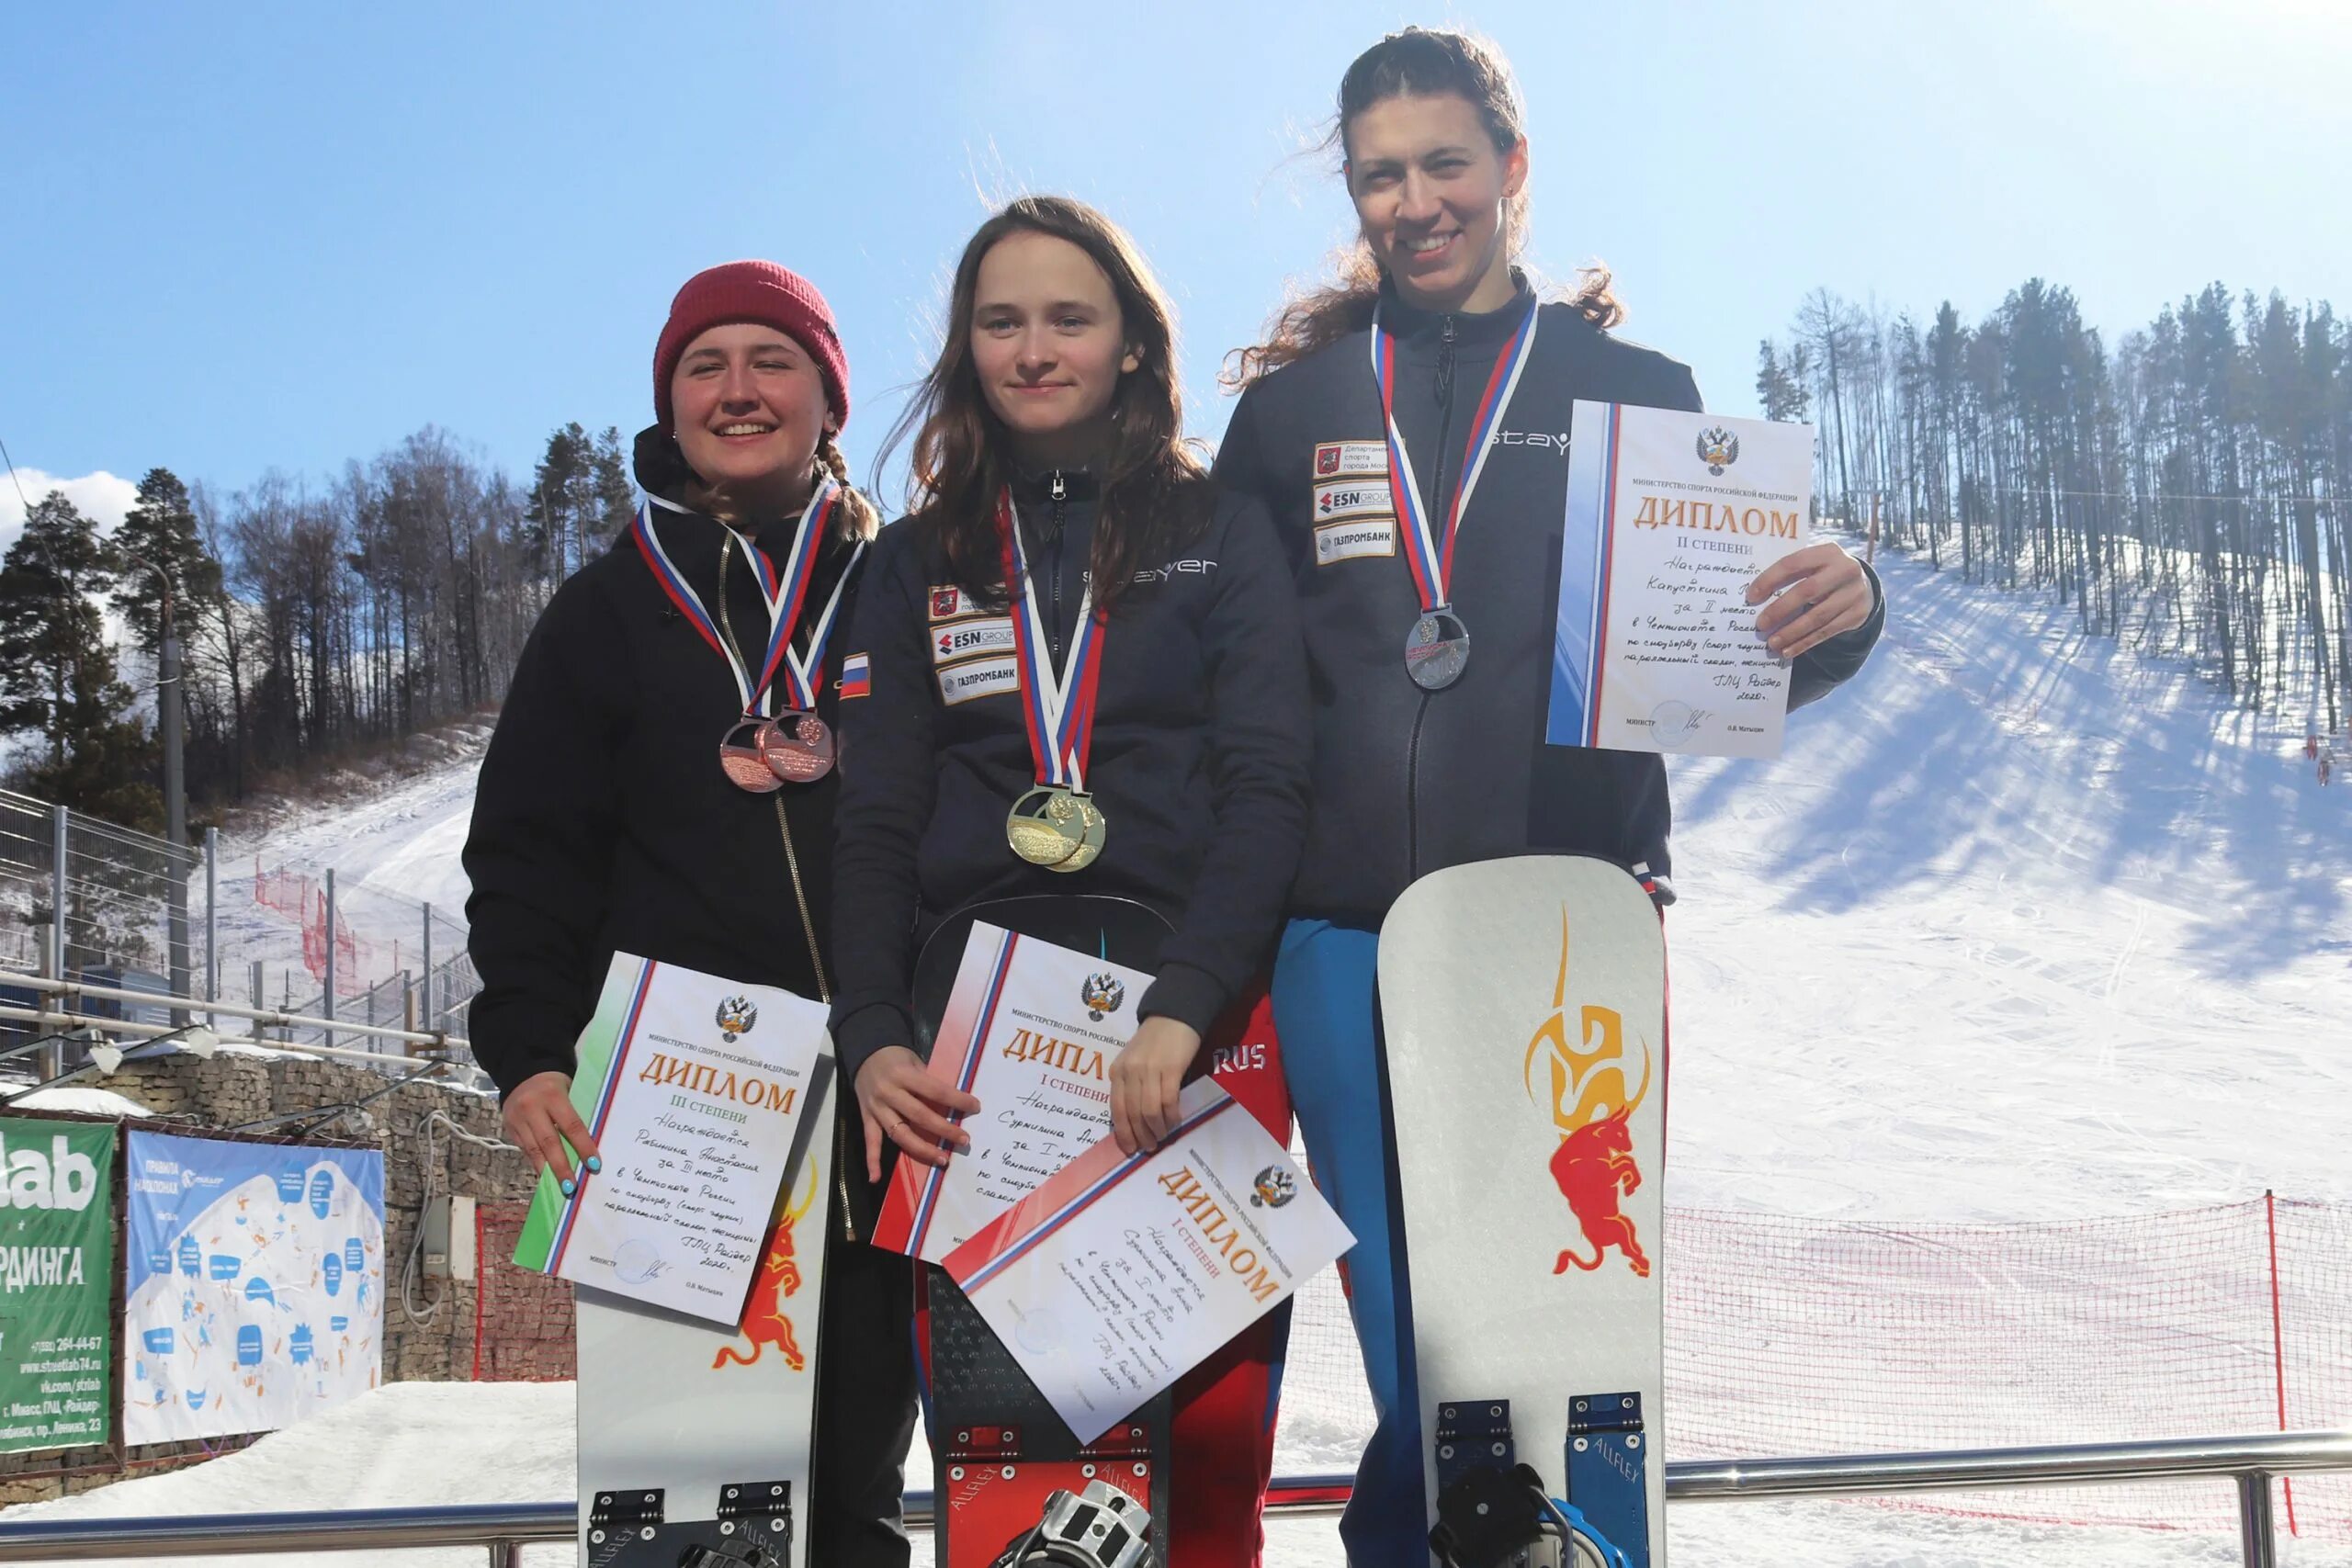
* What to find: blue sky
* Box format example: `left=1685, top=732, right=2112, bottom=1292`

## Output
left=5, top=0, right=2347, bottom=542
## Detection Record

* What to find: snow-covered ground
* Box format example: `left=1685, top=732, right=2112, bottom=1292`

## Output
left=216, top=724, right=492, bottom=919
left=8, top=543, right=2349, bottom=1564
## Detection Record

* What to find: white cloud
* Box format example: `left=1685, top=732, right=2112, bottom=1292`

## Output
left=0, top=467, right=141, bottom=556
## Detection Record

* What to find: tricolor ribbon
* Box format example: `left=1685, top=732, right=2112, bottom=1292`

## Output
left=1370, top=296, right=1542, bottom=615
left=997, top=489, right=1108, bottom=793
left=631, top=481, right=864, bottom=715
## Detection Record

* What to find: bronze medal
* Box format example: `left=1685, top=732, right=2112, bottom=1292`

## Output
left=758, top=711, right=836, bottom=784
left=719, top=717, right=784, bottom=794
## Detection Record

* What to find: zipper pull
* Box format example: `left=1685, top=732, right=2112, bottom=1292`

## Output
left=1437, top=316, right=1458, bottom=409
left=1050, top=470, right=1068, bottom=502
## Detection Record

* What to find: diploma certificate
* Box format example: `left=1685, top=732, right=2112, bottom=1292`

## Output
left=512, top=953, right=830, bottom=1325
left=1547, top=400, right=1817, bottom=759
left=873, top=922, right=1154, bottom=1265
left=943, top=1080, right=1353, bottom=1444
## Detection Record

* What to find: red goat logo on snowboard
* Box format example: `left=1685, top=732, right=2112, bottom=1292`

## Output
left=1525, top=908, right=1654, bottom=1279
left=713, top=1156, right=820, bottom=1372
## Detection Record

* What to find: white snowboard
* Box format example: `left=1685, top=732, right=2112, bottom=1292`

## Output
left=575, top=1051, right=838, bottom=1568
left=1380, top=856, right=1667, bottom=1567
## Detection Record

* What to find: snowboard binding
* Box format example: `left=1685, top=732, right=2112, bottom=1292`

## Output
left=584, top=1482, right=791, bottom=1568
left=1430, top=1463, right=1627, bottom=1568
left=1428, top=1395, right=1644, bottom=1568
left=987, top=1479, right=1152, bottom=1568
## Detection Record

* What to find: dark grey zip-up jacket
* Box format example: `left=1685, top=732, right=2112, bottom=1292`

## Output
left=463, top=427, right=864, bottom=1097
left=1214, top=280, right=1883, bottom=923
left=826, top=471, right=1310, bottom=1089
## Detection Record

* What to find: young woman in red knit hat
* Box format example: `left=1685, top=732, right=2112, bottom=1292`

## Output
left=828, top=197, right=1312, bottom=1566
left=464, top=261, right=920, bottom=1564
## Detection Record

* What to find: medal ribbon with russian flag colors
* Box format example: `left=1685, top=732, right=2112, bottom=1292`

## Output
left=996, top=489, right=1107, bottom=794
left=630, top=480, right=861, bottom=717
left=1369, top=296, right=1542, bottom=617
left=996, top=489, right=1110, bottom=870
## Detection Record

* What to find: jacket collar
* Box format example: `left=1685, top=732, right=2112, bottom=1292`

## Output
left=629, top=423, right=842, bottom=561
left=1008, top=463, right=1102, bottom=506
left=1376, top=270, right=1540, bottom=349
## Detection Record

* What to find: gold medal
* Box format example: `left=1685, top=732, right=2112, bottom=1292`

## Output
left=1004, top=786, right=1108, bottom=872
left=1007, top=786, right=1082, bottom=867
left=1052, top=790, right=1107, bottom=873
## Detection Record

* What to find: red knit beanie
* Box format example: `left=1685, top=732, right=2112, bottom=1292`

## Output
left=653, top=261, right=852, bottom=434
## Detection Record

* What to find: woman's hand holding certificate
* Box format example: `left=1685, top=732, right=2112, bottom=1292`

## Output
left=1547, top=401, right=1832, bottom=760
left=871, top=923, right=1159, bottom=1265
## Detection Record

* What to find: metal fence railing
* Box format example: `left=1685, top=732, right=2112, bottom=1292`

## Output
left=0, top=786, right=480, bottom=1078
left=0, top=1430, right=2342, bottom=1566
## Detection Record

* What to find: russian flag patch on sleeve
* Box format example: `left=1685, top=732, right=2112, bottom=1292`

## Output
left=839, top=652, right=871, bottom=699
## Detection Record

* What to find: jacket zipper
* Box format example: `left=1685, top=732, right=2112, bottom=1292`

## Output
left=717, top=535, right=861, bottom=1243
left=1405, top=315, right=1460, bottom=881
left=1046, top=470, right=1068, bottom=664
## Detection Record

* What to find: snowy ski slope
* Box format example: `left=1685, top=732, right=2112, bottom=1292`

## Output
left=9, top=544, right=2347, bottom=1564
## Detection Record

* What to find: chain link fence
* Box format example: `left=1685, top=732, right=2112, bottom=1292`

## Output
left=0, top=786, right=481, bottom=1076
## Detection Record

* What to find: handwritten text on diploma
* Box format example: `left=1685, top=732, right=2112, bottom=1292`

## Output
left=873, top=925, right=1156, bottom=1264
left=944, top=1082, right=1352, bottom=1444
left=518, top=953, right=828, bottom=1325
left=1549, top=400, right=1817, bottom=760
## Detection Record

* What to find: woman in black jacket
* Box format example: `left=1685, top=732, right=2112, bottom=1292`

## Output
left=462, top=260, right=917, bottom=1566
left=1213, top=28, right=1887, bottom=1566
left=829, top=196, right=1310, bottom=1567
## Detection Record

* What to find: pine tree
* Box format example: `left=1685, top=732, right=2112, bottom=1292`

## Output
left=0, top=491, right=158, bottom=823
left=110, top=467, right=225, bottom=653
left=527, top=423, right=596, bottom=577
left=592, top=425, right=636, bottom=550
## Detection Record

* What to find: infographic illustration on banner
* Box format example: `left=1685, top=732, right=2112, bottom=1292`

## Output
left=0, top=1117, right=114, bottom=1453
left=123, top=1131, right=385, bottom=1445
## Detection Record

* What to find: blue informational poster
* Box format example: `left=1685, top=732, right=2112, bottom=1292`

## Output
left=121, top=1132, right=385, bottom=1444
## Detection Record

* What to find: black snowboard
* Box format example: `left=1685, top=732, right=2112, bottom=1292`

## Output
left=912, top=896, right=1176, bottom=1568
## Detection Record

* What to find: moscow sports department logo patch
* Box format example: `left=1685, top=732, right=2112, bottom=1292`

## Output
left=715, top=996, right=758, bottom=1041
left=1696, top=426, right=1740, bottom=476
left=1251, top=1166, right=1297, bottom=1208
left=1081, top=973, right=1125, bottom=1021
left=1313, top=439, right=1386, bottom=479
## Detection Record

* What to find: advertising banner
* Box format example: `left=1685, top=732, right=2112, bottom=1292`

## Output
left=0, top=1117, right=114, bottom=1453
left=123, top=1131, right=384, bottom=1444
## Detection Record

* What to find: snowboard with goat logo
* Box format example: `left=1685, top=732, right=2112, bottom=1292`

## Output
left=1379, top=857, right=1668, bottom=1568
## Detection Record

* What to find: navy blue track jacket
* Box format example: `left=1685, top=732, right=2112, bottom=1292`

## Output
left=1213, top=279, right=1884, bottom=923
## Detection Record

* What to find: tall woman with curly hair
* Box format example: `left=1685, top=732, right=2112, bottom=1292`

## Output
left=1215, top=28, right=1886, bottom=1563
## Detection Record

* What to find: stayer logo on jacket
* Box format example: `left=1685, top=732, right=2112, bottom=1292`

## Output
left=933, top=616, right=1016, bottom=663
left=1492, top=427, right=1575, bottom=453
left=1129, top=558, right=1219, bottom=585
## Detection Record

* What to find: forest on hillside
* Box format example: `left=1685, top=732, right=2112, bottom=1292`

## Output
left=6, top=276, right=2347, bottom=830
left=1759, top=280, right=2349, bottom=733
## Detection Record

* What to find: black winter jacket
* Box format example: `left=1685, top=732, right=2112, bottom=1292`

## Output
left=827, top=472, right=1309, bottom=1088
left=1213, top=281, right=1883, bottom=923
left=463, top=429, right=865, bottom=1099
